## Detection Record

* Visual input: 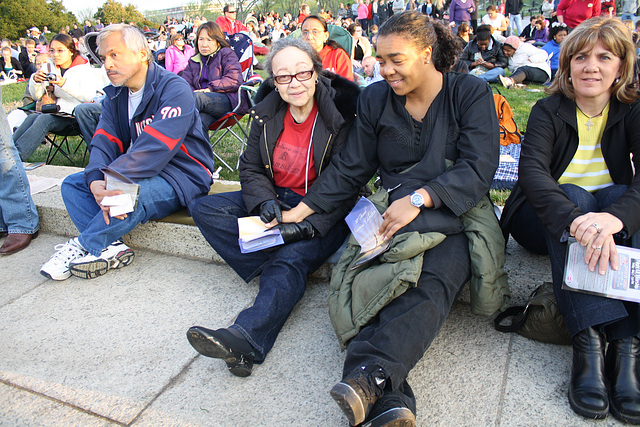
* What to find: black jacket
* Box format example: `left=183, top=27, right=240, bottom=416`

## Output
left=239, top=71, right=360, bottom=236
left=460, top=37, right=508, bottom=69
left=505, top=0, right=523, bottom=15
left=0, top=56, right=22, bottom=75
left=303, top=72, right=499, bottom=235
left=501, top=94, right=640, bottom=240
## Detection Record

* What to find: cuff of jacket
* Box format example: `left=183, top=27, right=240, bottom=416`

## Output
left=84, top=170, right=104, bottom=188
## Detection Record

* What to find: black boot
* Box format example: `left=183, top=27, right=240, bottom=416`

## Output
left=606, top=336, right=640, bottom=424
left=330, top=365, right=387, bottom=426
left=186, top=326, right=255, bottom=377
left=568, top=327, right=609, bottom=419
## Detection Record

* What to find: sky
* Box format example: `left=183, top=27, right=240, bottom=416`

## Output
left=61, top=0, right=187, bottom=17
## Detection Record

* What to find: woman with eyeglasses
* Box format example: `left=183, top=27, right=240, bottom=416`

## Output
left=186, top=38, right=361, bottom=378
left=12, top=33, right=108, bottom=161
left=301, top=15, right=354, bottom=81
left=278, top=12, right=501, bottom=425
left=164, top=33, right=195, bottom=75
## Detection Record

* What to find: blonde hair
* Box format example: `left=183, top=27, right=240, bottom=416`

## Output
left=548, top=16, right=638, bottom=103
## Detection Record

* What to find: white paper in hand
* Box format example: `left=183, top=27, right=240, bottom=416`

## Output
left=102, top=194, right=135, bottom=217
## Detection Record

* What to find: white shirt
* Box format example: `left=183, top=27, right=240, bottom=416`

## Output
left=128, top=87, right=144, bottom=123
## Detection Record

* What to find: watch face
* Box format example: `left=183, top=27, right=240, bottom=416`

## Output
left=411, top=192, right=423, bottom=207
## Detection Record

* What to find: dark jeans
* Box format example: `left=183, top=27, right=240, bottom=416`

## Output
left=191, top=189, right=350, bottom=362
left=508, top=183, right=640, bottom=340
left=193, top=91, right=232, bottom=138
left=342, top=231, right=471, bottom=413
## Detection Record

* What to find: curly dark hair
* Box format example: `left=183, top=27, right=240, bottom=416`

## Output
left=377, top=11, right=461, bottom=73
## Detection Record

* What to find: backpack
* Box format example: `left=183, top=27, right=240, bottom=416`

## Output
left=493, top=93, right=522, bottom=146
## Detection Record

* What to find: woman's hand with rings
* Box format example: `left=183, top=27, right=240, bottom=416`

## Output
left=570, top=212, right=624, bottom=275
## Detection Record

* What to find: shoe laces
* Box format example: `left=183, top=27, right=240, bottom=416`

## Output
left=48, top=239, right=86, bottom=267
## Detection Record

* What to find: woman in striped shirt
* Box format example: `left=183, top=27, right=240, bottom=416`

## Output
left=501, top=17, right=640, bottom=424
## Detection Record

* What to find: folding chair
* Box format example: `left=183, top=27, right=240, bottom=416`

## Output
left=207, top=32, right=263, bottom=171
left=44, top=115, right=88, bottom=166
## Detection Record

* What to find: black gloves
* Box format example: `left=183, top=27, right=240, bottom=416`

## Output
left=259, top=199, right=292, bottom=223
left=274, top=220, right=316, bottom=244
left=259, top=200, right=282, bottom=223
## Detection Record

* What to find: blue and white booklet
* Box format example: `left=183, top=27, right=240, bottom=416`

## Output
left=238, top=216, right=284, bottom=253
left=345, top=197, right=391, bottom=268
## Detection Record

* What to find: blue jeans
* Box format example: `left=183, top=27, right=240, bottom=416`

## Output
left=477, top=67, right=505, bottom=83
left=74, top=103, right=102, bottom=151
left=621, top=13, right=634, bottom=20
left=191, top=189, right=350, bottom=362
left=194, top=92, right=232, bottom=138
left=508, top=184, right=640, bottom=340
left=508, top=13, right=523, bottom=36
left=0, top=89, right=39, bottom=234
left=61, top=172, right=182, bottom=256
left=13, top=113, right=75, bottom=160
left=343, top=232, right=471, bottom=413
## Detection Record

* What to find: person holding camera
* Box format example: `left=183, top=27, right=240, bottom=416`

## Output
left=12, top=33, right=108, bottom=161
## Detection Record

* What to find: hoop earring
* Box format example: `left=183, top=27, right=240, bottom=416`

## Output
left=275, top=87, right=279, bottom=92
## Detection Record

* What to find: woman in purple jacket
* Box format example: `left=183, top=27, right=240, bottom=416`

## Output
left=182, top=22, right=244, bottom=137
left=449, top=0, right=475, bottom=34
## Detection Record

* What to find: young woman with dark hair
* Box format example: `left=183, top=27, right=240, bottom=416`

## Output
left=281, top=11, right=502, bottom=426
left=13, top=32, right=109, bottom=160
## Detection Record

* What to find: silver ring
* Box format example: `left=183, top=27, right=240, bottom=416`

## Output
left=591, top=223, right=600, bottom=233
left=595, top=246, right=602, bottom=250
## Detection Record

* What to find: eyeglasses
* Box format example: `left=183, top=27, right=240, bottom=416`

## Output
left=227, top=10, right=237, bottom=13
left=273, top=69, right=314, bottom=84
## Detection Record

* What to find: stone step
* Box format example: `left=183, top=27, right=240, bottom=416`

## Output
left=27, top=165, right=333, bottom=281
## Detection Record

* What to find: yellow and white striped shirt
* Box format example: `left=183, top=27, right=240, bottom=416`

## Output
left=558, top=103, right=614, bottom=192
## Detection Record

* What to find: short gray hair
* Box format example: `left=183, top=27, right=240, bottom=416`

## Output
left=264, top=38, right=323, bottom=78
left=97, top=24, right=153, bottom=65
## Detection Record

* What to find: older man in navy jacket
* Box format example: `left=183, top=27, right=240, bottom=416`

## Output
left=40, top=24, right=215, bottom=281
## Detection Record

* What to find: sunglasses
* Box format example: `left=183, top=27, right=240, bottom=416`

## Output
left=273, top=69, right=314, bottom=84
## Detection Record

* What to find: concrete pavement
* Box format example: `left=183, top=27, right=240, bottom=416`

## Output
left=0, top=166, right=629, bottom=426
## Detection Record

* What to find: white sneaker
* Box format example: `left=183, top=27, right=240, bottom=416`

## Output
left=499, top=75, right=514, bottom=89
left=40, top=238, right=88, bottom=281
left=69, top=240, right=134, bottom=279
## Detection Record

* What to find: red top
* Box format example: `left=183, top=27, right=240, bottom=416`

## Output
left=320, top=45, right=354, bottom=81
left=214, top=16, right=248, bottom=34
left=273, top=102, right=319, bottom=195
left=556, top=0, right=601, bottom=28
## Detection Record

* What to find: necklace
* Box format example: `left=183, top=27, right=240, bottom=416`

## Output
left=577, top=105, right=606, bottom=131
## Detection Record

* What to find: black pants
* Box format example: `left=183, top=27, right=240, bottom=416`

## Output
left=342, top=232, right=471, bottom=413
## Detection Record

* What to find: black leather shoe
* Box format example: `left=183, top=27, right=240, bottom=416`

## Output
left=606, top=336, right=640, bottom=424
left=568, top=327, right=609, bottom=419
left=331, top=366, right=387, bottom=426
left=186, top=326, right=255, bottom=377
left=358, top=394, right=415, bottom=427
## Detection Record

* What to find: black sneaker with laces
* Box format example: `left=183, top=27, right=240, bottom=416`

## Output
left=186, top=326, right=255, bottom=377
left=330, top=365, right=387, bottom=426
left=359, top=394, right=416, bottom=427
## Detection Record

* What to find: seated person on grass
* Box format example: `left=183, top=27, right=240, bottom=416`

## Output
left=499, top=35, right=551, bottom=88
left=40, top=24, right=215, bottom=281
left=459, top=24, right=508, bottom=83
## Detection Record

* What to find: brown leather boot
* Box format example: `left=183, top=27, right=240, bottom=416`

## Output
left=0, top=231, right=38, bottom=255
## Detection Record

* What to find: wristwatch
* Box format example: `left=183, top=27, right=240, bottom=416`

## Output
left=410, top=191, right=425, bottom=209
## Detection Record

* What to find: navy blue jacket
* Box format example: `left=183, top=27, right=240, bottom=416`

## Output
left=84, top=63, right=215, bottom=211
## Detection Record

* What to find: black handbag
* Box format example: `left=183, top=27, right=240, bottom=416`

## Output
left=494, top=281, right=572, bottom=345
